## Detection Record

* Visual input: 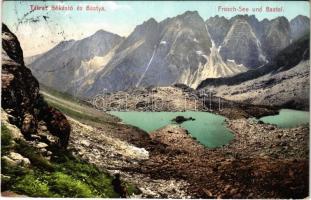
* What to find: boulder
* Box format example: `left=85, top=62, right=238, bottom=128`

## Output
left=11, top=153, right=31, bottom=166
left=8, top=152, right=24, bottom=160
left=2, top=152, right=30, bottom=167
left=81, top=139, right=90, bottom=147
left=36, top=142, right=48, bottom=148
left=2, top=156, right=17, bottom=166
left=1, top=174, right=11, bottom=183
left=40, top=125, right=48, bottom=131
left=1, top=109, right=23, bottom=139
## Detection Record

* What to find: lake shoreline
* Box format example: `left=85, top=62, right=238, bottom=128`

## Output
left=104, top=114, right=308, bottom=198
left=75, top=86, right=308, bottom=198
left=109, top=111, right=235, bottom=148
left=89, top=86, right=282, bottom=119
left=259, top=109, right=310, bottom=128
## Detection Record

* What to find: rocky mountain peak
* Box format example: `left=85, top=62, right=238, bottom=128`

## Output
left=290, top=15, right=310, bottom=24
left=116, top=17, right=160, bottom=54
left=290, top=15, right=310, bottom=40
left=261, top=18, right=269, bottom=23
left=186, top=10, right=199, bottom=15
left=231, top=14, right=257, bottom=21
left=27, top=13, right=310, bottom=96
left=271, top=16, right=290, bottom=28
left=220, top=18, right=265, bottom=68
left=94, top=29, right=108, bottom=34
left=130, top=17, right=159, bottom=37
left=141, top=18, right=158, bottom=27
left=175, top=10, right=203, bottom=24
left=205, top=16, right=231, bottom=46
left=207, top=15, right=227, bottom=21
left=179, top=10, right=199, bottom=17
left=261, top=16, right=291, bottom=59
left=56, top=39, right=75, bottom=48
left=293, top=15, right=309, bottom=20
left=29, top=26, right=124, bottom=96
left=230, top=14, right=259, bottom=26
left=93, top=29, right=120, bottom=38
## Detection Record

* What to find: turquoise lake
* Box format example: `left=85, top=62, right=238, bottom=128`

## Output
left=259, top=109, right=310, bottom=128
left=109, top=111, right=234, bottom=148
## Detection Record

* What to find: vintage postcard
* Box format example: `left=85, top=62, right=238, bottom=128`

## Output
left=1, top=0, right=310, bottom=198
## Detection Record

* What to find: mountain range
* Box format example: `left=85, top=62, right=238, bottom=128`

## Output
left=198, top=34, right=310, bottom=109
left=26, top=12, right=310, bottom=99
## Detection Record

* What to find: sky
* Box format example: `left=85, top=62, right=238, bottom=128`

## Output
left=2, top=1, right=309, bottom=57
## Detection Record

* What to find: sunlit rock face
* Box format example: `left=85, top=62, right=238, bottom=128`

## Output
left=219, top=19, right=267, bottom=69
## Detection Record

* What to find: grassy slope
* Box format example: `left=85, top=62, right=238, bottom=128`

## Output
left=40, top=85, right=119, bottom=127
left=1, top=127, right=117, bottom=197
left=1, top=87, right=139, bottom=197
left=1, top=124, right=121, bottom=197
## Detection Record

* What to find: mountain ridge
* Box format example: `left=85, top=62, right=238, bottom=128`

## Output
left=197, top=33, right=310, bottom=88
left=26, top=12, right=310, bottom=97
left=28, top=28, right=124, bottom=96
left=197, top=33, right=309, bottom=109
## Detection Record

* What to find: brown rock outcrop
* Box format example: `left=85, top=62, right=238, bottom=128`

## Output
left=1, top=24, right=70, bottom=148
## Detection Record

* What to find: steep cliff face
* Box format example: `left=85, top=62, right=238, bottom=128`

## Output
left=206, top=15, right=296, bottom=68
left=1, top=24, right=70, bottom=148
left=2, top=24, right=40, bottom=136
left=261, top=17, right=291, bottom=60
left=87, top=11, right=213, bottom=93
left=84, top=11, right=245, bottom=96
left=28, top=11, right=246, bottom=97
left=290, top=15, right=310, bottom=41
left=220, top=19, right=267, bottom=68
left=205, top=15, right=231, bottom=46
left=229, top=15, right=264, bottom=38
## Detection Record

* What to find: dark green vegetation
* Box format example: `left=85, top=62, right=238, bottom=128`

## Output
left=1, top=124, right=139, bottom=197
left=1, top=124, right=13, bottom=154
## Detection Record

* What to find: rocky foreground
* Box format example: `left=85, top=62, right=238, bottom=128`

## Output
left=76, top=84, right=309, bottom=198
left=67, top=109, right=308, bottom=198
left=67, top=116, right=190, bottom=198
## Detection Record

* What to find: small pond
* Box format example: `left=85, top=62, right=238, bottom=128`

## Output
left=259, top=109, right=309, bottom=128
